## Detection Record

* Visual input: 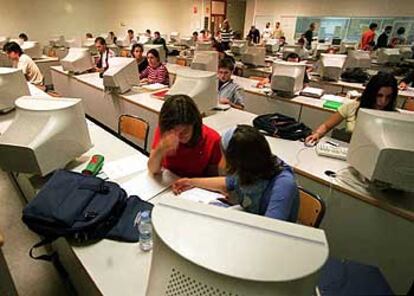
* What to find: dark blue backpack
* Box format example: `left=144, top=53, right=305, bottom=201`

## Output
left=22, top=169, right=156, bottom=265
left=22, top=169, right=127, bottom=243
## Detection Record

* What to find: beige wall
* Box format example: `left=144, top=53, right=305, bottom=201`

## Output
left=0, top=0, right=110, bottom=45
left=105, top=0, right=208, bottom=39
left=245, top=0, right=414, bottom=39
left=0, top=0, right=209, bottom=46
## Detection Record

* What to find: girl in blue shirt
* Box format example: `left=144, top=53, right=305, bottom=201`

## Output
left=172, top=125, right=300, bottom=222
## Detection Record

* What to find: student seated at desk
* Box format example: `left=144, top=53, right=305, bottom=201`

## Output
left=148, top=95, right=222, bottom=177
left=131, top=44, right=148, bottom=73
left=257, top=52, right=310, bottom=88
left=173, top=125, right=300, bottom=222
left=399, top=70, right=414, bottom=90
left=152, top=31, right=169, bottom=59
left=140, top=48, right=169, bottom=85
left=94, top=37, right=115, bottom=74
left=213, top=43, right=235, bottom=64
left=3, top=41, right=44, bottom=87
left=127, top=29, right=137, bottom=45
left=305, top=72, right=398, bottom=144
left=218, top=58, right=245, bottom=109
left=18, top=33, right=28, bottom=42
left=200, top=30, right=211, bottom=42
left=108, top=31, right=117, bottom=45
left=86, top=33, right=93, bottom=39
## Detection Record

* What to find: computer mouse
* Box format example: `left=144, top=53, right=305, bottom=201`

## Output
left=304, top=140, right=317, bottom=147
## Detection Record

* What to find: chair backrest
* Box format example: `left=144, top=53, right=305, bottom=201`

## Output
left=118, top=115, right=149, bottom=151
left=297, top=187, right=326, bottom=228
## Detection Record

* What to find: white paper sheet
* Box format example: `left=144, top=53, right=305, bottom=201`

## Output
left=104, top=155, right=148, bottom=180
left=178, top=188, right=225, bottom=204
left=121, top=170, right=177, bottom=201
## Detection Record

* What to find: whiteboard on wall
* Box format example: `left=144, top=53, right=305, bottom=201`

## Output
left=254, top=15, right=275, bottom=32
left=280, top=15, right=297, bottom=43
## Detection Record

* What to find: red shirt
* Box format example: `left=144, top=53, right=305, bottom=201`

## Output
left=152, top=125, right=222, bottom=177
left=360, top=30, right=376, bottom=51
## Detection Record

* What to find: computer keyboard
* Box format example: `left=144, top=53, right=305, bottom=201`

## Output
left=316, top=142, right=348, bottom=160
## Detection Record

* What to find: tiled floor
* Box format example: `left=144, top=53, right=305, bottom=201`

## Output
left=0, top=170, right=70, bottom=296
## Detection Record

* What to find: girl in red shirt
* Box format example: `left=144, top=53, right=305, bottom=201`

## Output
left=148, top=95, right=222, bottom=177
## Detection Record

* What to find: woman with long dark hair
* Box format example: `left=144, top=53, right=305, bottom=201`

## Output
left=148, top=95, right=222, bottom=177
left=173, top=125, right=299, bottom=222
left=306, top=72, right=398, bottom=145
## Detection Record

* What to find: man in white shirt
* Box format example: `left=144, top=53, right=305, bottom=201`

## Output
left=262, top=22, right=272, bottom=42
left=94, top=37, right=115, bottom=74
left=3, top=41, right=43, bottom=86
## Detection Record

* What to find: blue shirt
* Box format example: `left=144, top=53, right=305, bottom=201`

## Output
left=225, top=162, right=299, bottom=222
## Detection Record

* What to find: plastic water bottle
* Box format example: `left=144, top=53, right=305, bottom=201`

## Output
left=138, top=211, right=153, bottom=251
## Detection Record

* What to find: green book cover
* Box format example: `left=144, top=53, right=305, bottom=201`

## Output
left=323, top=100, right=343, bottom=110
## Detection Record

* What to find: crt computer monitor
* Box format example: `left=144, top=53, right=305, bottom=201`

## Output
left=116, top=36, right=131, bottom=47
left=332, top=38, right=342, bottom=45
left=82, top=37, right=97, bottom=54
left=265, top=39, right=280, bottom=53
left=347, top=109, right=414, bottom=192
left=271, top=61, right=306, bottom=97
left=195, top=42, right=213, bottom=51
left=0, top=96, right=93, bottom=176
left=21, top=41, right=42, bottom=59
left=191, top=51, right=219, bottom=72
left=0, top=68, right=30, bottom=110
left=345, top=50, right=371, bottom=69
left=231, top=40, right=248, bottom=55
left=0, top=51, right=13, bottom=67
left=339, top=42, right=357, bottom=54
left=283, top=45, right=308, bottom=59
left=396, top=45, right=413, bottom=60
left=313, top=43, right=330, bottom=58
left=0, top=36, right=10, bottom=48
left=64, top=37, right=82, bottom=48
left=377, top=48, right=401, bottom=65
left=167, top=68, right=217, bottom=113
left=61, top=47, right=94, bottom=74
left=49, top=35, right=65, bottom=47
left=178, top=37, right=193, bottom=48
left=319, top=53, right=347, bottom=81
left=241, top=45, right=266, bottom=66
left=146, top=197, right=329, bottom=296
left=144, top=44, right=166, bottom=63
left=169, top=32, right=180, bottom=43
left=103, top=57, right=139, bottom=94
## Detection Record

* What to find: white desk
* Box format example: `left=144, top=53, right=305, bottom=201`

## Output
left=310, top=77, right=414, bottom=108
left=1, top=84, right=176, bottom=295
left=33, top=55, right=60, bottom=86
left=51, top=66, right=163, bottom=150
left=204, top=109, right=414, bottom=294
left=166, top=63, right=339, bottom=131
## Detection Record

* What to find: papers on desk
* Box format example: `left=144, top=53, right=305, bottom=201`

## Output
left=141, top=83, right=168, bottom=91
left=300, top=87, right=324, bottom=98
left=214, top=103, right=231, bottom=111
left=104, top=155, right=148, bottom=180
left=122, top=170, right=177, bottom=201
left=178, top=188, right=225, bottom=204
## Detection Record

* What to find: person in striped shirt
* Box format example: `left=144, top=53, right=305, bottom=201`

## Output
left=219, top=19, right=233, bottom=50
left=140, top=48, right=169, bottom=85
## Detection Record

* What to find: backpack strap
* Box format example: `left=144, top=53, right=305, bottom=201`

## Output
left=29, top=237, right=57, bottom=261
left=29, top=237, right=69, bottom=280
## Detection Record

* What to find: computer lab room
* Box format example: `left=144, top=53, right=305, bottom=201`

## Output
left=0, top=0, right=413, bottom=295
